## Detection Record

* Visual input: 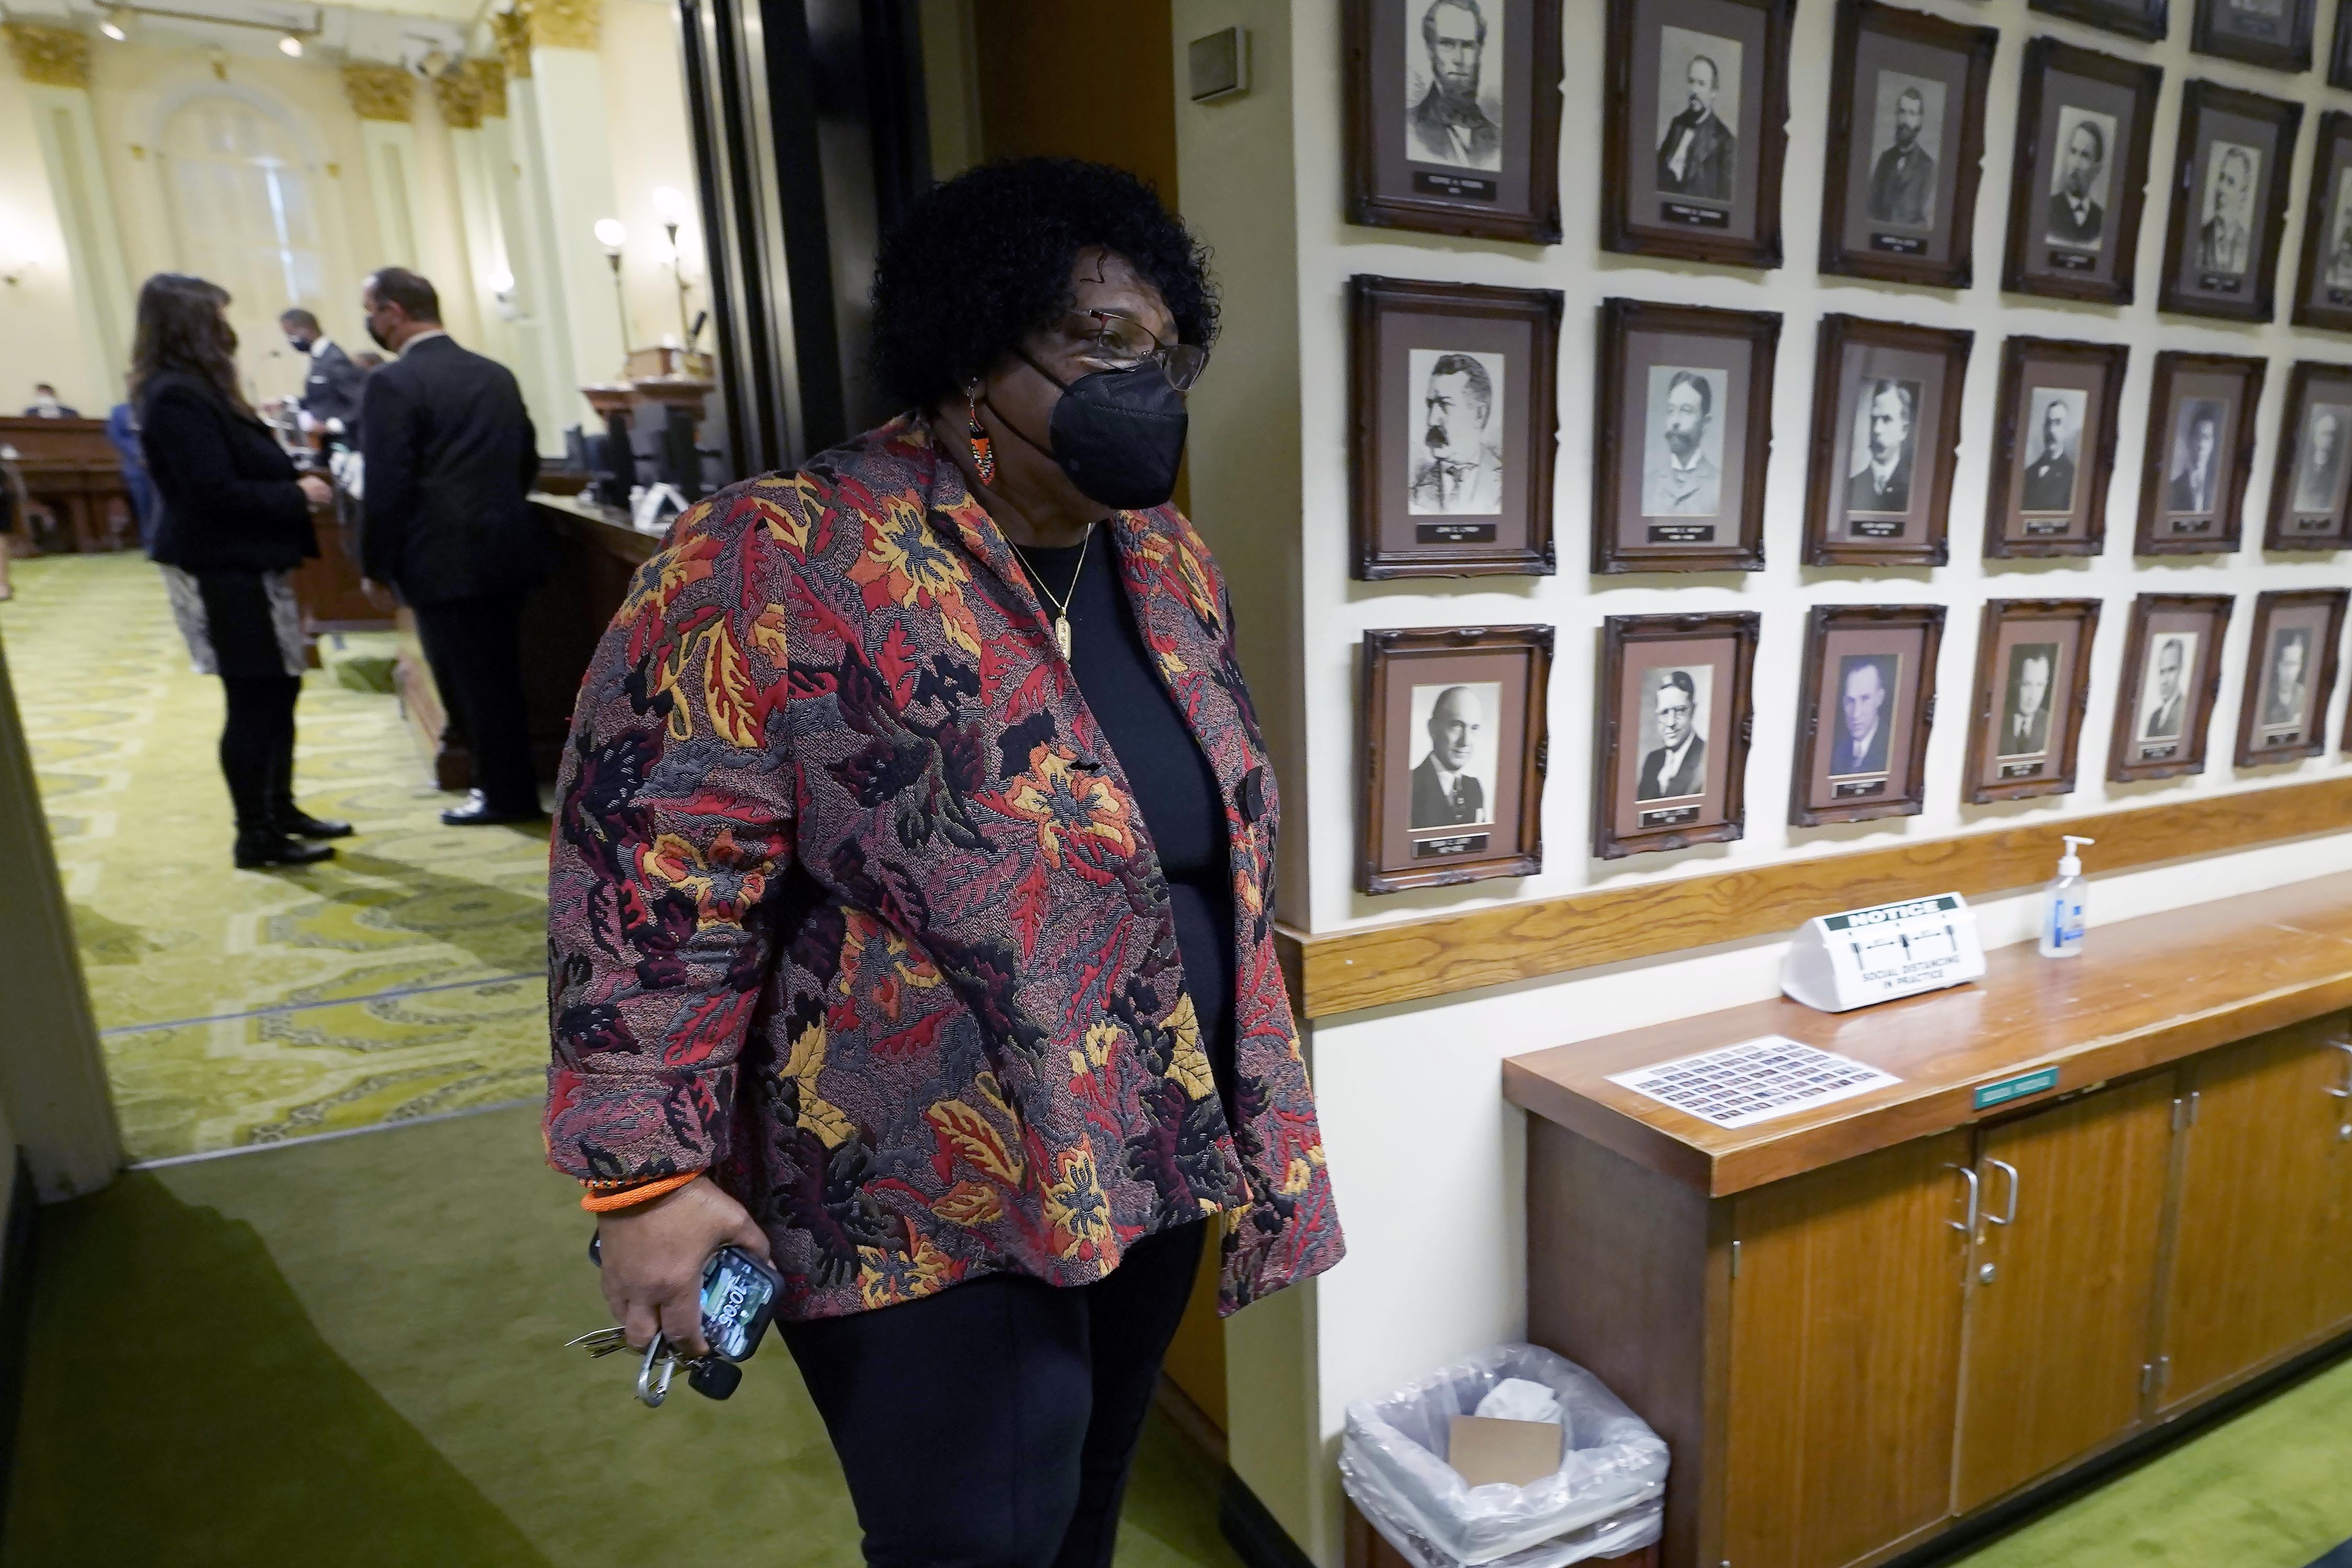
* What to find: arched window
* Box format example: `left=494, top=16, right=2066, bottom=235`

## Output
left=159, top=95, right=324, bottom=372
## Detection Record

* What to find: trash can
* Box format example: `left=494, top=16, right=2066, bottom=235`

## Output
left=1338, top=1343, right=1668, bottom=1568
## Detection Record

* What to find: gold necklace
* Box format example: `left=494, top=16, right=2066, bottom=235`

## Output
left=1012, top=528, right=1090, bottom=659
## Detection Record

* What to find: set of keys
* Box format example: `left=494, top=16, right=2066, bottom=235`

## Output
left=564, top=1324, right=744, bottom=1406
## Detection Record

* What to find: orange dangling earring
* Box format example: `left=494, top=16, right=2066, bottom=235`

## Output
left=965, top=386, right=995, bottom=487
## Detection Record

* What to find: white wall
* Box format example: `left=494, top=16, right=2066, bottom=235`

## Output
left=1172, top=2, right=2352, bottom=1559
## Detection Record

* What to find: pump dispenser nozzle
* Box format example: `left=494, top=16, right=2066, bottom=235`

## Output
left=2058, top=835, right=2096, bottom=875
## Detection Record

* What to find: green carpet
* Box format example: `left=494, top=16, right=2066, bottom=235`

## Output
left=0, top=553, right=552, bottom=1161
left=1, top=1105, right=1245, bottom=1568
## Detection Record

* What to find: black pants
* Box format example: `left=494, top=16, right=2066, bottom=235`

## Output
left=219, top=675, right=302, bottom=835
left=410, top=592, right=536, bottom=813
left=781, top=1220, right=1208, bottom=1568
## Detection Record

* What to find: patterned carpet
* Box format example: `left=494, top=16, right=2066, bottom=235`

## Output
left=0, top=552, right=551, bottom=1162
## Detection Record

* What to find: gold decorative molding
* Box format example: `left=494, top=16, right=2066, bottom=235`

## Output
left=521, top=0, right=599, bottom=52
left=432, top=67, right=483, bottom=129
left=341, top=63, right=415, bottom=123
left=491, top=10, right=531, bottom=78
left=4, top=22, right=91, bottom=89
left=464, top=57, right=507, bottom=119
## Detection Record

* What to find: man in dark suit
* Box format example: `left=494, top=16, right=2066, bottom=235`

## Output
left=2046, top=118, right=2107, bottom=248
left=1831, top=658, right=1892, bottom=777
left=1999, top=648, right=2055, bottom=758
left=2139, top=637, right=2187, bottom=742
left=1636, top=670, right=1707, bottom=801
left=1867, top=85, right=1936, bottom=227
left=1846, top=380, right=1915, bottom=512
left=2166, top=407, right=2220, bottom=514
left=23, top=384, right=78, bottom=417
left=2196, top=146, right=2255, bottom=275
left=2020, top=396, right=2078, bottom=513
left=280, top=309, right=370, bottom=439
left=1409, top=685, right=1486, bottom=827
left=1656, top=54, right=1735, bottom=202
left=1408, top=0, right=1500, bottom=170
left=359, top=266, right=546, bottom=825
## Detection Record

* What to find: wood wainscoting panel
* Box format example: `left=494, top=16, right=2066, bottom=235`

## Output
left=1280, top=777, right=2352, bottom=1018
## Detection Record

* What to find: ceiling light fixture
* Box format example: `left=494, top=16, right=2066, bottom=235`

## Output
left=99, top=6, right=130, bottom=40
left=278, top=30, right=302, bottom=55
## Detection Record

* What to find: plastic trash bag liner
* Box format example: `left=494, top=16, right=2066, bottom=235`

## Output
left=1339, top=1343, right=1668, bottom=1568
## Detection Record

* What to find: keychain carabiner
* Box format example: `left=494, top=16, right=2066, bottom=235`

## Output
left=637, top=1333, right=676, bottom=1407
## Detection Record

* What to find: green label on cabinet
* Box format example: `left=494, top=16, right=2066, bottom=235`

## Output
left=1974, top=1067, right=2061, bottom=1110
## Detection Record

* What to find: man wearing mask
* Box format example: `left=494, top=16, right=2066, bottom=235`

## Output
left=23, top=384, right=78, bottom=418
left=358, top=266, right=546, bottom=825
left=280, top=309, right=369, bottom=441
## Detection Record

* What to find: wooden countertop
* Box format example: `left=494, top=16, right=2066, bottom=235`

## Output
left=531, top=492, right=663, bottom=564
left=1502, top=872, right=2352, bottom=1197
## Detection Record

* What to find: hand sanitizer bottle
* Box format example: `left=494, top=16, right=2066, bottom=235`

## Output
left=2039, top=836, right=2095, bottom=958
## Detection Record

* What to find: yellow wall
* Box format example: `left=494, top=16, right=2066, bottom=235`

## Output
left=599, top=0, right=702, bottom=356
left=0, top=80, right=104, bottom=412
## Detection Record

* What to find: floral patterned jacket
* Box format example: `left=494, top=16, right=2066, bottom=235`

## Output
left=544, top=414, right=1344, bottom=1320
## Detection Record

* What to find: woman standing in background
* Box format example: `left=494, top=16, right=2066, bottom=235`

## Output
left=133, top=273, right=352, bottom=868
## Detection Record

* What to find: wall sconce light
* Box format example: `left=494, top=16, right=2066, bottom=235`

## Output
left=592, top=218, right=630, bottom=357
left=0, top=223, right=32, bottom=287
left=100, top=7, right=132, bottom=41
left=278, top=30, right=304, bottom=56
left=488, top=264, right=519, bottom=322
left=650, top=185, right=694, bottom=352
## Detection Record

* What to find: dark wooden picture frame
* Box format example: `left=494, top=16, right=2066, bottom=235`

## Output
left=2108, top=593, right=2234, bottom=782
left=1358, top=624, right=1553, bottom=894
left=1803, top=314, right=1974, bottom=568
left=2136, top=351, right=2266, bottom=556
left=2289, top=111, right=2352, bottom=332
left=1962, top=598, right=2103, bottom=804
left=1348, top=276, right=1563, bottom=580
left=2190, top=0, right=2316, bottom=72
left=1343, top=0, right=1566, bottom=244
left=1818, top=0, right=1998, bottom=290
left=2333, top=0, right=2352, bottom=88
left=2264, top=360, right=2352, bottom=550
left=2158, top=80, right=2303, bottom=322
left=2234, top=589, right=2347, bottom=765
left=2029, top=0, right=2170, bottom=42
left=1985, top=336, right=2130, bottom=560
left=1787, top=603, right=1945, bottom=827
left=1592, top=299, right=1781, bottom=575
left=1601, top=0, right=1796, bottom=269
left=1593, top=612, right=1759, bottom=860
left=2001, top=38, right=2164, bottom=304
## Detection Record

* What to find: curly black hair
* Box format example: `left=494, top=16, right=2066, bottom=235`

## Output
left=868, top=157, right=1218, bottom=411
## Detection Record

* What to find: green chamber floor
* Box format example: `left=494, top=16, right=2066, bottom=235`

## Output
left=0, top=551, right=551, bottom=1162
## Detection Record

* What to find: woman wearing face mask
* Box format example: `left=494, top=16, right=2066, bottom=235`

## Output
left=134, top=273, right=352, bottom=868
left=547, top=158, right=1343, bottom=1565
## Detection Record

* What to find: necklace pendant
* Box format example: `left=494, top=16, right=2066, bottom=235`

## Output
left=1054, top=616, right=1072, bottom=659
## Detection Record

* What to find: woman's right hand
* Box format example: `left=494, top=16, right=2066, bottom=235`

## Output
left=594, top=1175, right=773, bottom=1357
left=297, top=474, right=334, bottom=508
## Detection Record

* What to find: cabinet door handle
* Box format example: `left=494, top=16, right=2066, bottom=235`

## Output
left=1946, top=1163, right=1980, bottom=1235
left=2330, top=1042, right=2352, bottom=1100
left=1984, top=1157, right=2021, bottom=1227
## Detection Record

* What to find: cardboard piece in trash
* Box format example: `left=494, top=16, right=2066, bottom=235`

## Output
left=1445, top=1414, right=1562, bottom=1488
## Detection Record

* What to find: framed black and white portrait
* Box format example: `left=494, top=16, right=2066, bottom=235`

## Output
left=1963, top=598, right=2102, bottom=803
left=1345, top=0, right=1565, bottom=243
left=1349, top=276, right=1561, bottom=579
left=1359, top=625, right=1553, bottom=893
left=1788, top=604, right=1943, bottom=826
left=2289, top=113, right=2352, bottom=333
left=2159, top=80, right=2302, bottom=322
left=2235, top=589, right=2346, bottom=764
left=1592, top=299, right=1779, bottom=573
left=1803, top=314, right=1973, bottom=567
left=2003, top=39, right=2164, bottom=303
left=2191, top=0, right=2316, bottom=72
left=1986, top=336, right=2129, bottom=558
left=1602, top=0, right=1795, bottom=269
left=2109, top=593, right=2233, bottom=781
left=2266, top=362, right=2352, bottom=549
left=2334, top=0, right=2352, bottom=87
left=1819, top=0, right=1997, bottom=289
left=2137, top=351, right=2265, bottom=555
left=1593, top=612, right=1759, bottom=859
left=2029, top=0, right=2170, bottom=42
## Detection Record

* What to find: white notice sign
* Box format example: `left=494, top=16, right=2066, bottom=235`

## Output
left=1608, top=1035, right=1904, bottom=1129
left=1781, top=892, right=1986, bottom=1013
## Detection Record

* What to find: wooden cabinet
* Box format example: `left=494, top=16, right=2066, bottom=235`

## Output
left=1722, top=1133, right=1971, bottom=1568
left=2161, top=1018, right=2352, bottom=1409
left=1952, top=1075, right=2175, bottom=1512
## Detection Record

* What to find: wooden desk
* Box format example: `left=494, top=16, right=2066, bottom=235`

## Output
left=0, top=416, right=130, bottom=553
left=1506, top=877, right=2352, bottom=1568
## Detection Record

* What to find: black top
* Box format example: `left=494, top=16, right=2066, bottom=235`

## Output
left=359, top=335, right=544, bottom=606
left=1019, top=523, right=1236, bottom=1111
left=138, top=372, right=317, bottom=574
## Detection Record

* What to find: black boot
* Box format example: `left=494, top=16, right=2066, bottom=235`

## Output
left=235, top=829, right=337, bottom=868
left=277, top=804, right=355, bottom=839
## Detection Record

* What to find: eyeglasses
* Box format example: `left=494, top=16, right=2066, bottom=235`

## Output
left=1063, top=308, right=1208, bottom=391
